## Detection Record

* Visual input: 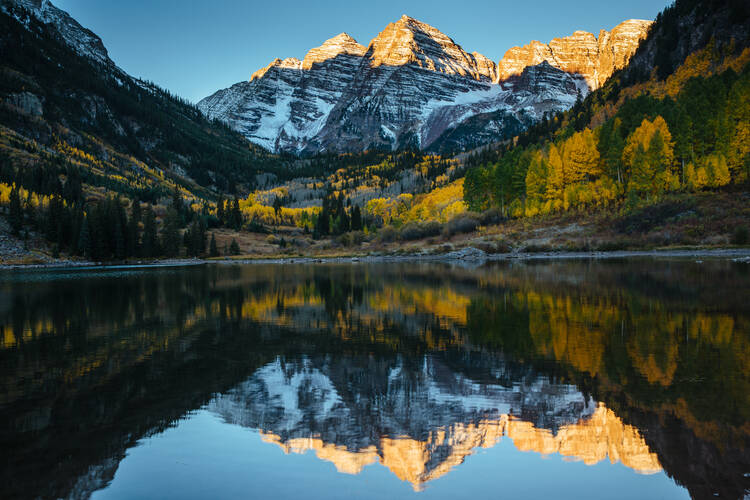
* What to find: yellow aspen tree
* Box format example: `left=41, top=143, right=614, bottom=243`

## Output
left=546, top=143, right=565, bottom=202
left=525, top=151, right=548, bottom=203
left=705, top=154, right=731, bottom=187
left=563, top=129, right=601, bottom=184
left=727, top=77, right=750, bottom=181
left=623, top=116, right=675, bottom=195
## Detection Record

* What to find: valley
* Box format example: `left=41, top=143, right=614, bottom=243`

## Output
left=0, top=0, right=748, bottom=266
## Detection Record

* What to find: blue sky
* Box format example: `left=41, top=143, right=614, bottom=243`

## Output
left=54, top=0, right=671, bottom=103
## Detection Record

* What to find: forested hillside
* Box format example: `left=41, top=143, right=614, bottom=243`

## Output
left=463, top=0, right=750, bottom=219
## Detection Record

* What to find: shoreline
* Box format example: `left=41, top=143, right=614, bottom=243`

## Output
left=1, top=248, right=749, bottom=271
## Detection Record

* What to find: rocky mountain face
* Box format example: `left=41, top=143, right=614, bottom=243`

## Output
left=496, top=19, right=653, bottom=89
left=198, top=33, right=368, bottom=153
left=198, top=16, right=651, bottom=155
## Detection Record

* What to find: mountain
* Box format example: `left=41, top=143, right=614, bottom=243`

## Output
left=198, top=33, right=368, bottom=154
left=0, top=0, right=285, bottom=204
left=198, top=16, right=651, bottom=155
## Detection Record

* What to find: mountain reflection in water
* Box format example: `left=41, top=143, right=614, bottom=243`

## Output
left=0, top=260, right=748, bottom=499
left=209, top=355, right=661, bottom=490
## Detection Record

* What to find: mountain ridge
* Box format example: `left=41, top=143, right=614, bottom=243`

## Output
left=1, top=0, right=113, bottom=66
left=198, top=16, right=651, bottom=155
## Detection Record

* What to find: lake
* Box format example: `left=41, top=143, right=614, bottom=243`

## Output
left=0, top=259, right=748, bottom=499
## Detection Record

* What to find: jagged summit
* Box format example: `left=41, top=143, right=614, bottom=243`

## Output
left=250, top=33, right=366, bottom=80
left=250, top=57, right=301, bottom=81
left=302, top=32, right=366, bottom=69
left=367, top=15, right=496, bottom=81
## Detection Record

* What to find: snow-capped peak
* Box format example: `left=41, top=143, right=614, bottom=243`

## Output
left=198, top=16, right=650, bottom=154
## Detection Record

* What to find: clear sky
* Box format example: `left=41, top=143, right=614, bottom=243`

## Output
left=54, top=0, right=671, bottom=103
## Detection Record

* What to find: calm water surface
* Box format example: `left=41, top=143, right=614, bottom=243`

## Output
left=0, top=260, right=748, bottom=499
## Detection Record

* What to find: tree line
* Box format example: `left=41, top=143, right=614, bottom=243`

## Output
left=5, top=182, right=242, bottom=260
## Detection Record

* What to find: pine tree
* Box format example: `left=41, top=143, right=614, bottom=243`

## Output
left=209, top=233, right=219, bottom=257
left=351, top=205, right=363, bottom=231
left=216, top=196, right=225, bottom=226
left=172, top=188, right=185, bottom=219
left=113, top=197, right=127, bottom=260
left=184, top=217, right=207, bottom=256
left=8, top=185, right=22, bottom=234
left=141, top=204, right=158, bottom=258
left=231, top=198, right=242, bottom=230
left=339, top=209, right=350, bottom=234
left=45, top=195, right=64, bottom=243
left=229, top=238, right=240, bottom=255
left=273, top=196, right=282, bottom=220
left=127, top=200, right=142, bottom=257
left=160, top=208, right=181, bottom=258
left=77, top=214, right=91, bottom=258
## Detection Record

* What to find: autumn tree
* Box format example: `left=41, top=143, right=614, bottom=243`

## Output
left=623, top=116, right=677, bottom=195
left=562, top=128, right=601, bottom=183
left=726, top=72, right=750, bottom=181
left=546, top=144, right=565, bottom=203
left=524, top=151, right=549, bottom=204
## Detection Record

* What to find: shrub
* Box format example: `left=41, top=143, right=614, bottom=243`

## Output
left=442, top=214, right=479, bottom=237
left=615, top=200, right=695, bottom=234
left=472, top=241, right=508, bottom=254
left=338, top=233, right=354, bottom=246
left=378, top=226, right=398, bottom=243
left=732, top=226, right=749, bottom=245
left=399, top=221, right=442, bottom=241
left=479, top=208, right=505, bottom=225
left=246, top=220, right=270, bottom=234
left=350, top=231, right=367, bottom=245
left=522, top=244, right=553, bottom=253
left=495, top=239, right=513, bottom=253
